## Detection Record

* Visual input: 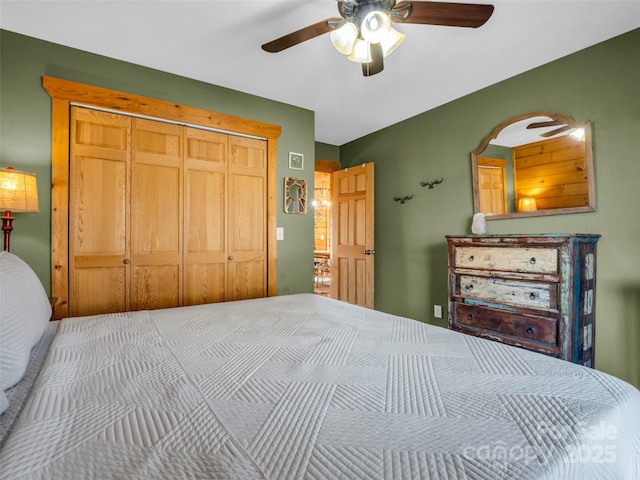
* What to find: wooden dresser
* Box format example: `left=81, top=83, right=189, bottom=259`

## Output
left=446, top=234, right=600, bottom=366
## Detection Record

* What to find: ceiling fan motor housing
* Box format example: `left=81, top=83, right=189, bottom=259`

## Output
left=340, top=0, right=400, bottom=25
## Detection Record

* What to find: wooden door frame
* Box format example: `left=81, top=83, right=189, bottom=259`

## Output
left=43, top=76, right=281, bottom=318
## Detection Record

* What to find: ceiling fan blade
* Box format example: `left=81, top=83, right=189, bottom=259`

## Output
left=362, top=43, right=384, bottom=76
left=527, top=120, right=565, bottom=129
left=262, top=17, right=342, bottom=53
left=540, top=125, right=573, bottom=137
left=393, top=1, right=494, bottom=28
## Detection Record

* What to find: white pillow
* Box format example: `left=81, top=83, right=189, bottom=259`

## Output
left=0, top=251, right=50, bottom=391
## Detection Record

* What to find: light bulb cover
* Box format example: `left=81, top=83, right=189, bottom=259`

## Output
left=348, top=38, right=372, bottom=63
left=360, top=11, right=391, bottom=44
left=570, top=127, right=586, bottom=141
left=379, top=26, right=405, bottom=57
left=330, top=22, right=358, bottom=55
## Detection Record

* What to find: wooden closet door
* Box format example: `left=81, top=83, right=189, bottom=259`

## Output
left=130, top=119, right=183, bottom=310
left=70, top=107, right=131, bottom=316
left=183, top=128, right=228, bottom=304
left=228, top=136, right=267, bottom=301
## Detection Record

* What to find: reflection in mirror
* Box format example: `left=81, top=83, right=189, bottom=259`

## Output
left=472, top=112, right=595, bottom=219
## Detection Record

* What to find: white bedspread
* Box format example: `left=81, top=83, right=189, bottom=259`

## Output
left=2, top=294, right=639, bottom=479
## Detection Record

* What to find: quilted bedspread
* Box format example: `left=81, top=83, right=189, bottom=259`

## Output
left=2, top=294, right=639, bottom=479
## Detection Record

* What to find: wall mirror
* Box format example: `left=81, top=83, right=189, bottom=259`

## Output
left=471, top=111, right=595, bottom=219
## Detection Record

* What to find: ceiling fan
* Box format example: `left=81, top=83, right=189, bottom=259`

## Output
left=527, top=120, right=574, bottom=138
left=261, top=0, right=494, bottom=77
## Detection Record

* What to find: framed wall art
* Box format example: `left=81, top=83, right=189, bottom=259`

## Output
left=288, top=152, right=304, bottom=170
left=284, top=177, right=307, bottom=214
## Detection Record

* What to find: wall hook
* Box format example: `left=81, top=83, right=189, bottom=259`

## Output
left=393, top=195, right=414, bottom=204
left=420, top=177, right=444, bottom=189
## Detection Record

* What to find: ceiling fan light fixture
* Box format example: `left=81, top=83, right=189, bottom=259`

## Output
left=570, top=127, right=586, bottom=141
left=379, top=26, right=405, bottom=57
left=348, top=38, right=372, bottom=63
left=330, top=21, right=358, bottom=55
left=360, top=11, right=391, bottom=44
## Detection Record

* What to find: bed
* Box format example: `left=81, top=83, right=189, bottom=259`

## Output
left=1, top=252, right=639, bottom=479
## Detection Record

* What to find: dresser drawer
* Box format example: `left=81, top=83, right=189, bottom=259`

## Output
left=454, top=246, right=558, bottom=274
left=452, top=302, right=558, bottom=348
left=456, top=275, right=558, bottom=312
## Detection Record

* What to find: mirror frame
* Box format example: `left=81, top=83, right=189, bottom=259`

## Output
left=471, top=111, right=595, bottom=220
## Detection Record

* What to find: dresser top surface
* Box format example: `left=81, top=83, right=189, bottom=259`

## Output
left=446, top=234, right=600, bottom=239
left=446, top=234, right=601, bottom=244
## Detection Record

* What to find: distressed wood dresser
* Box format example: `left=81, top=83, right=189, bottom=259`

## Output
left=446, top=234, right=600, bottom=366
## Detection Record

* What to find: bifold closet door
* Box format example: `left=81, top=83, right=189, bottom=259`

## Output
left=70, top=108, right=131, bottom=316
left=70, top=107, right=268, bottom=315
left=184, top=131, right=268, bottom=303
left=228, top=136, right=267, bottom=301
left=183, top=128, right=228, bottom=304
left=130, top=118, right=183, bottom=310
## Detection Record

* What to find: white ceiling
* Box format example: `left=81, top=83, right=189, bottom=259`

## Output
left=1, top=1, right=639, bottom=146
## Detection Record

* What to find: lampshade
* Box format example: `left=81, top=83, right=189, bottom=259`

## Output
left=348, top=38, right=372, bottom=63
left=330, top=22, right=358, bottom=55
left=0, top=167, right=40, bottom=213
left=379, top=26, right=406, bottom=57
left=518, top=197, right=537, bottom=212
left=360, top=11, right=391, bottom=44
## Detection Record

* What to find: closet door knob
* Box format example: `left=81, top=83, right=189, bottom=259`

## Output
left=228, top=255, right=233, bottom=261
left=123, top=259, right=131, bottom=264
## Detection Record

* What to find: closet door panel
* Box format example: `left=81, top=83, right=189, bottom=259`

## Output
left=132, top=265, right=180, bottom=310
left=70, top=107, right=131, bottom=316
left=228, top=257, right=266, bottom=301
left=130, top=119, right=183, bottom=310
left=184, top=263, right=226, bottom=305
left=184, top=129, right=228, bottom=305
left=228, top=137, right=267, bottom=301
left=73, top=267, right=127, bottom=316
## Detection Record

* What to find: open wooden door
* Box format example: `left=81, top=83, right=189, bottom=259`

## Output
left=331, top=163, right=375, bottom=308
left=477, top=157, right=507, bottom=216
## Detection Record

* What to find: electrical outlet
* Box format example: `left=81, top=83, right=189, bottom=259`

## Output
left=434, top=305, right=443, bottom=318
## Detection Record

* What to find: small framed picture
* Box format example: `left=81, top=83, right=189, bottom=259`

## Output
left=284, top=177, right=307, bottom=214
left=289, top=152, right=304, bottom=170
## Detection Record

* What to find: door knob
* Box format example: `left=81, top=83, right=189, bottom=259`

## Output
left=228, top=255, right=233, bottom=261
left=123, top=259, right=131, bottom=264
left=363, top=249, right=376, bottom=255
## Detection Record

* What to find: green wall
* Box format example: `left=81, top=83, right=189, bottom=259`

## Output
left=0, top=29, right=316, bottom=297
left=315, top=142, right=341, bottom=163
left=341, top=28, right=640, bottom=388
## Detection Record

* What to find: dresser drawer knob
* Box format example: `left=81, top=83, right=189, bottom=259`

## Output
left=464, top=284, right=474, bottom=290
left=469, top=255, right=475, bottom=261
left=468, top=314, right=474, bottom=320
left=529, top=257, right=537, bottom=264
left=526, top=327, right=536, bottom=334
left=529, top=292, right=537, bottom=300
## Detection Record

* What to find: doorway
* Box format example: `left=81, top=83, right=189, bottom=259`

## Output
left=313, top=159, right=340, bottom=297
left=313, top=170, right=332, bottom=296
